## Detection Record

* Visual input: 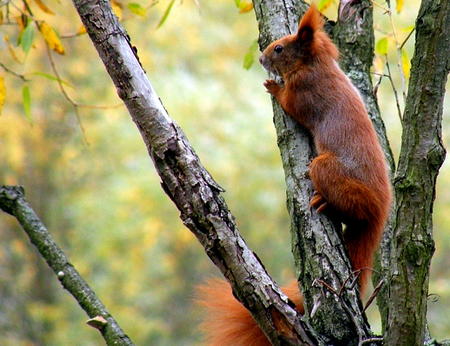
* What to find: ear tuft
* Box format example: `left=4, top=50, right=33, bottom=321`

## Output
left=297, top=4, right=324, bottom=36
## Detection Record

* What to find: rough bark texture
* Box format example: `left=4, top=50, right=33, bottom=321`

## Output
left=253, top=1, right=374, bottom=344
left=0, top=186, right=134, bottom=346
left=383, top=0, right=449, bottom=345
left=70, top=0, right=321, bottom=344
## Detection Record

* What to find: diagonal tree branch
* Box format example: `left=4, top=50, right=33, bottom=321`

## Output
left=70, top=0, right=321, bottom=344
left=0, top=185, right=134, bottom=346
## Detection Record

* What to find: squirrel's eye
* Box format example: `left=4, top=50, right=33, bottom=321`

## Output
left=274, top=45, right=283, bottom=53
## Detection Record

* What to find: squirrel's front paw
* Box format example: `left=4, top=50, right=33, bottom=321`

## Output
left=264, top=79, right=281, bottom=95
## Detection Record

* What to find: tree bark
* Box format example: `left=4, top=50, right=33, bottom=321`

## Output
left=383, top=0, right=449, bottom=344
left=253, top=1, right=374, bottom=344
left=70, top=0, right=323, bottom=344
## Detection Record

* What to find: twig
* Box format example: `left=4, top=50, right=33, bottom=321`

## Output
left=313, top=276, right=381, bottom=346
left=385, top=1, right=408, bottom=103
left=0, top=185, right=135, bottom=346
left=385, top=60, right=403, bottom=122
left=44, top=43, right=89, bottom=144
left=360, top=336, right=384, bottom=345
left=363, top=279, right=384, bottom=313
left=0, top=63, right=30, bottom=82
left=371, top=0, right=408, bottom=103
left=400, top=27, right=415, bottom=49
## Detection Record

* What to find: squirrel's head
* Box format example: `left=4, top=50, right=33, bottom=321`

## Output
left=259, top=4, right=338, bottom=78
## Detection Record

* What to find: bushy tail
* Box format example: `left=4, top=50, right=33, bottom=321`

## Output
left=344, top=219, right=385, bottom=295
left=197, top=279, right=303, bottom=346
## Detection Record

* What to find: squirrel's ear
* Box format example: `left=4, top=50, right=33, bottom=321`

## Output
left=296, top=25, right=314, bottom=45
left=296, top=4, right=323, bottom=44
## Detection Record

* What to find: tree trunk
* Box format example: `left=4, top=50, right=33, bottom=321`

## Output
left=254, top=1, right=374, bottom=344
left=382, top=0, right=449, bottom=344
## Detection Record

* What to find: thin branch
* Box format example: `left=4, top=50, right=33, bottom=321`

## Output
left=0, top=185, right=135, bottom=346
left=312, top=278, right=371, bottom=346
left=400, top=27, right=415, bottom=49
left=385, top=60, right=403, bottom=122
left=44, top=43, right=89, bottom=144
left=371, top=0, right=408, bottom=103
left=0, top=62, right=30, bottom=82
left=385, top=1, right=407, bottom=103
left=68, top=0, right=323, bottom=344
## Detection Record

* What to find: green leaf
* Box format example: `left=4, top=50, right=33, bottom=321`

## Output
left=233, top=0, right=252, bottom=12
left=401, top=47, right=411, bottom=79
left=243, top=39, right=258, bottom=70
left=376, top=37, right=389, bottom=56
left=22, top=22, right=35, bottom=54
left=128, top=3, right=147, bottom=18
left=22, top=84, right=32, bottom=121
left=318, top=0, right=334, bottom=12
left=29, top=72, right=74, bottom=88
left=156, top=0, right=175, bottom=29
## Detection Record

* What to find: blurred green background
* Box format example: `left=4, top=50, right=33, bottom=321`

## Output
left=0, top=0, right=448, bottom=344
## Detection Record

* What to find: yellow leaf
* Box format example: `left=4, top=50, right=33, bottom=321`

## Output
left=33, top=0, right=55, bottom=15
left=4, top=35, right=21, bottom=63
left=39, top=22, right=65, bottom=54
left=239, top=3, right=253, bottom=13
left=77, top=25, right=87, bottom=35
left=318, top=0, right=334, bottom=12
left=0, top=77, right=5, bottom=114
left=401, top=48, right=411, bottom=79
left=396, top=0, right=403, bottom=13
left=373, top=55, right=384, bottom=75
left=15, top=15, right=27, bottom=30
left=111, top=0, right=123, bottom=21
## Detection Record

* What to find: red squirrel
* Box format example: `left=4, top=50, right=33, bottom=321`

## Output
left=198, top=5, right=391, bottom=345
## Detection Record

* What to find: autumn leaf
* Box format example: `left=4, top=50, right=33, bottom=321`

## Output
left=77, top=25, right=87, bottom=35
left=127, top=3, right=147, bottom=18
left=4, top=35, right=21, bottom=63
left=234, top=0, right=253, bottom=13
left=239, top=3, right=253, bottom=13
left=39, top=22, right=65, bottom=54
left=396, top=0, right=404, bottom=13
left=111, top=0, right=123, bottom=21
left=0, top=77, right=5, bottom=115
left=376, top=37, right=389, bottom=56
left=34, top=0, right=55, bottom=15
left=22, top=84, right=32, bottom=121
left=157, top=0, right=175, bottom=29
left=373, top=55, right=384, bottom=75
left=15, top=15, right=26, bottom=30
left=401, top=47, right=411, bottom=79
left=243, top=39, right=258, bottom=70
left=318, top=0, right=334, bottom=12
left=21, top=22, right=36, bottom=54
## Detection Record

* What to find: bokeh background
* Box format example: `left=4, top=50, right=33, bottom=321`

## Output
left=0, top=0, right=448, bottom=344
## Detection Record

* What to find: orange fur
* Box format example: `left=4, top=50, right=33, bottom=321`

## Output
left=197, top=279, right=303, bottom=346
left=198, top=4, right=391, bottom=345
